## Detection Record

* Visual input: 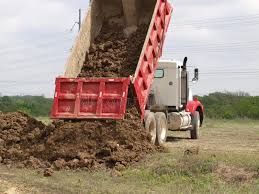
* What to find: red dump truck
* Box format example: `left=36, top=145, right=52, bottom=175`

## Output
left=51, top=0, right=204, bottom=145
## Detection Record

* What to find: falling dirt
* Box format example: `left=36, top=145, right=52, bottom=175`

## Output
left=78, top=22, right=148, bottom=78
left=0, top=110, right=157, bottom=172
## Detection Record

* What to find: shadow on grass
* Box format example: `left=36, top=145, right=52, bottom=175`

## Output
left=167, top=136, right=190, bottom=142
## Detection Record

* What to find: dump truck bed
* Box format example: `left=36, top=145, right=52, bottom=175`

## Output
left=51, top=77, right=130, bottom=119
left=51, top=0, right=173, bottom=120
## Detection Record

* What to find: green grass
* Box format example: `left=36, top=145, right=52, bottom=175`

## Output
left=204, top=118, right=259, bottom=128
left=0, top=119, right=259, bottom=193
left=36, top=117, right=51, bottom=125
left=0, top=151, right=258, bottom=194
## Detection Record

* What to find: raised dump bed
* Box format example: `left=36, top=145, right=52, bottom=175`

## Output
left=52, top=78, right=130, bottom=119
left=51, top=0, right=173, bottom=119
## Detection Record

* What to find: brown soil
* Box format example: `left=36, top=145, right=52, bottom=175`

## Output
left=78, top=22, right=148, bottom=78
left=0, top=20, right=152, bottom=174
left=0, top=110, right=156, bottom=171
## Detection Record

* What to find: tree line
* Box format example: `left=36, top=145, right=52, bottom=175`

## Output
left=197, top=92, right=259, bottom=119
left=0, top=92, right=259, bottom=119
left=0, top=96, right=52, bottom=117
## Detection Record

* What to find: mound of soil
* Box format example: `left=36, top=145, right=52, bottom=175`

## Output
left=0, top=20, right=153, bottom=173
left=78, top=22, right=148, bottom=78
left=0, top=110, right=156, bottom=171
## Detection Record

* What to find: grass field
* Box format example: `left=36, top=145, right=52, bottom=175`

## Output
left=0, top=119, right=259, bottom=194
left=36, top=117, right=51, bottom=125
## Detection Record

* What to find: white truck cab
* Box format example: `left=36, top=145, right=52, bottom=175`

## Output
left=144, top=57, right=204, bottom=145
left=152, top=60, right=185, bottom=110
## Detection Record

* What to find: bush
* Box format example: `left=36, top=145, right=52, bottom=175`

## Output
left=0, top=96, right=52, bottom=117
left=197, top=92, right=259, bottom=119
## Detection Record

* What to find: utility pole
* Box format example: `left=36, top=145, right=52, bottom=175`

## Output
left=70, top=9, right=82, bottom=32
left=78, top=9, right=81, bottom=32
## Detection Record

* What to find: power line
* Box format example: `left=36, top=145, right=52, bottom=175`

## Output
left=175, top=13, right=259, bottom=22
left=200, top=76, right=259, bottom=80
left=3, top=40, right=259, bottom=61
left=0, top=14, right=258, bottom=54
left=171, top=23, right=259, bottom=30
left=167, top=49, right=259, bottom=53
left=169, top=15, right=259, bottom=30
left=0, top=34, right=74, bottom=54
left=200, top=73, right=259, bottom=77
left=167, top=40, right=259, bottom=48
left=173, top=14, right=259, bottom=26
left=201, top=68, right=259, bottom=72
left=0, top=81, right=54, bottom=85
left=194, top=64, right=259, bottom=69
left=0, top=50, right=69, bottom=67
left=0, top=38, right=73, bottom=57
left=166, top=40, right=259, bottom=55
left=173, top=21, right=259, bottom=29
left=70, top=9, right=82, bottom=32
left=0, top=57, right=68, bottom=73
left=165, top=41, right=259, bottom=51
left=2, top=41, right=258, bottom=59
left=201, top=73, right=259, bottom=75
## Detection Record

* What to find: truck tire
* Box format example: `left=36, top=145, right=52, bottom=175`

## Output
left=144, top=112, right=157, bottom=145
left=155, top=112, right=168, bottom=146
left=190, top=111, right=200, bottom=139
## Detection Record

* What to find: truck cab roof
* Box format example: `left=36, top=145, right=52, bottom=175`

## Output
left=158, top=60, right=182, bottom=69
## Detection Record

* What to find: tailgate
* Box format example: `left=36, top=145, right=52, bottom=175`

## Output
left=51, top=77, right=130, bottom=120
left=133, top=0, right=173, bottom=118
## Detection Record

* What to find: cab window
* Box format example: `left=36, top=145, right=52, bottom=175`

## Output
left=155, top=69, right=164, bottom=78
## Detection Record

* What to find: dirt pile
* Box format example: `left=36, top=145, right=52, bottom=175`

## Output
left=0, top=110, right=156, bottom=171
left=0, top=21, right=153, bottom=173
left=78, top=22, right=148, bottom=78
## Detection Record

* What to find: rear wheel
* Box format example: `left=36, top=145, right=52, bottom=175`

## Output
left=144, top=112, right=157, bottom=145
left=155, top=112, right=168, bottom=146
left=190, top=111, right=200, bottom=139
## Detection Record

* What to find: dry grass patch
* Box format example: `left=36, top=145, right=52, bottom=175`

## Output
left=215, top=164, right=259, bottom=184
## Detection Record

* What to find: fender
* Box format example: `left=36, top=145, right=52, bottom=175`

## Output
left=186, top=100, right=204, bottom=113
left=186, top=98, right=204, bottom=126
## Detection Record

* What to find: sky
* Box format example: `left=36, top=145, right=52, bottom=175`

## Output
left=0, top=0, right=259, bottom=97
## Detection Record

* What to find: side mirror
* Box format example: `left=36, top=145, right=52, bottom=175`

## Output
left=192, top=68, right=199, bottom=83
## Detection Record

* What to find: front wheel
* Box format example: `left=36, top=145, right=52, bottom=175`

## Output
left=145, top=112, right=157, bottom=145
left=155, top=112, right=168, bottom=146
left=190, top=111, right=200, bottom=139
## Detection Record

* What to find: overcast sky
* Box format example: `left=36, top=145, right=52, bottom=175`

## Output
left=0, top=0, right=259, bottom=97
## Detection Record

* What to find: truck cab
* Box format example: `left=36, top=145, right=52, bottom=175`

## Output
left=151, top=60, right=188, bottom=111
left=144, top=58, right=204, bottom=145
